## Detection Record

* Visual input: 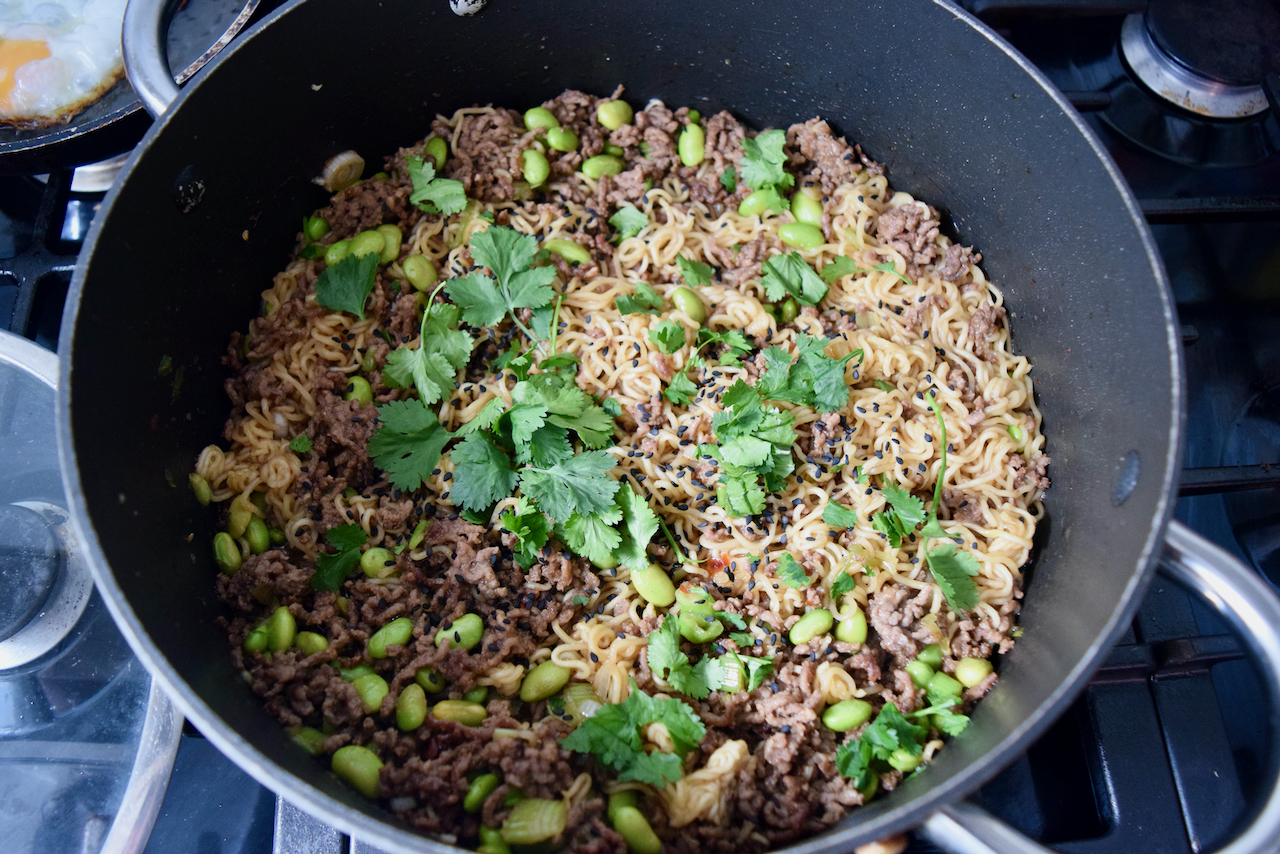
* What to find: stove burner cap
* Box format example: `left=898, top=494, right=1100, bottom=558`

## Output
left=0, top=504, right=60, bottom=643
left=1119, top=5, right=1275, bottom=118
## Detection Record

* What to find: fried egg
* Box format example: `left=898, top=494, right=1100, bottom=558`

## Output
left=0, top=0, right=127, bottom=127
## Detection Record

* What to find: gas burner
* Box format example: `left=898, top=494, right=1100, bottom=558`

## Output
left=1119, top=0, right=1278, bottom=119
left=1222, top=385, right=1280, bottom=589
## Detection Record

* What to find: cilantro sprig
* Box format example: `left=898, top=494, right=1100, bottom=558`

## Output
left=835, top=702, right=929, bottom=791
left=406, top=154, right=467, bottom=216
left=699, top=380, right=796, bottom=517
left=500, top=498, right=553, bottom=569
left=311, top=524, right=368, bottom=591
left=560, top=680, right=705, bottom=787
left=383, top=298, right=476, bottom=406
left=756, top=333, right=862, bottom=413
left=648, top=319, right=686, bottom=354
left=610, top=205, right=648, bottom=242
left=647, top=616, right=775, bottom=700
left=445, top=225, right=558, bottom=348
left=367, top=398, right=453, bottom=491
left=819, top=256, right=913, bottom=287
left=618, top=282, right=663, bottom=316
left=314, top=252, right=379, bottom=319
left=774, top=552, right=810, bottom=588
left=677, top=254, right=714, bottom=287
left=739, top=129, right=793, bottom=215
left=762, top=252, right=828, bottom=306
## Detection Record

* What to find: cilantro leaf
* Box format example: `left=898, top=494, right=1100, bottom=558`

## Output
left=602, top=397, right=623, bottom=417
left=314, top=252, right=379, bottom=319
left=863, top=702, right=928, bottom=758
left=925, top=543, right=981, bottom=613
left=735, top=652, right=775, bottom=691
left=761, top=252, right=828, bottom=306
left=697, top=328, right=752, bottom=367
left=312, top=524, right=368, bottom=592
left=289, top=435, right=313, bottom=454
left=754, top=334, right=859, bottom=413
left=774, top=552, right=810, bottom=588
left=614, top=485, right=660, bottom=572
left=456, top=397, right=507, bottom=436
left=931, top=707, right=971, bottom=736
left=610, top=205, right=648, bottom=241
left=836, top=738, right=876, bottom=790
left=572, top=595, right=591, bottom=606
left=714, top=611, right=747, bottom=631
left=677, top=255, right=714, bottom=287
left=831, top=570, right=858, bottom=598
left=558, top=505, right=624, bottom=567
left=648, top=616, right=701, bottom=696
left=882, top=484, right=926, bottom=528
left=823, top=501, right=858, bottom=530
left=739, top=129, right=794, bottom=193
left=647, top=319, right=686, bottom=354
left=617, top=282, right=664, bottom=316
left=406, top=154, right=467, bottom=216
left=450, top=432, right=518, bottom=512
left=818, top=255, right=859, bottom=284
left=499, top=498, right=552, bottom=569
left=383, top=303, right=476, bottom=406
left=368, top=399, right=453, bottom=491
left=560, top=681, right=705, bottom=787
left=720, top=165, right=737, bottom=193
left=446, top=225, right=557, bottom=335
left=716, top=472, right=766, bottom=517
left=663, top=355, right=701, bottom=406
left=520, top=452, right=619, bottom=522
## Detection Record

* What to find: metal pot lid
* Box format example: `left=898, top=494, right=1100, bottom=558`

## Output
left=0, top=331, right=181, bottom=854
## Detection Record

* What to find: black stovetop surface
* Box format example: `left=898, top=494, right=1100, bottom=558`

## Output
left=3, top=4, right=1278, bottom=852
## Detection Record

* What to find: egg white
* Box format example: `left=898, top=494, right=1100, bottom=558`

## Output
left=0, top=0, right=128, bottom=126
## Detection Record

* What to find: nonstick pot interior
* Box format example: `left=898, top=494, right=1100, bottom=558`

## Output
left=59, top=0, right=1180, bottom=849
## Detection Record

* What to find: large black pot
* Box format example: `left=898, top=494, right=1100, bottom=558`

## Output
left=55, top=0, right=1280, bottom=852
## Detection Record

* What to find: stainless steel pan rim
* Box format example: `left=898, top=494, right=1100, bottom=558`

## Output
left=58, top=0, right=1256, bottom=850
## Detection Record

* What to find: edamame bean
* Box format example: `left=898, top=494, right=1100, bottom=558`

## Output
left=887, top=748, right=921, bottom=773
left=544, top=238, right=591, bottom=265
left=581, top=155, right=624, bottom=179
left=478, top=825, right=511, bottom=854
left=436, top=613, right=483, bottom=651
left=189, top=473, right=211, bottom=506
left=243, top=625, right=268, bottom=653
left=521, top=149, right=550, bottom=187
left=822, top=698, right=874, bottom=732
left=415, top=666, right=445, bottom=693
left=738, top=190, right=778, bottom=218
left=339, top=664, right=375, bottom=682
left=368, top=617, right=413, bottom=659
left=777, top=221, right=825, bottom=250
left=359, top=351, right=377, bottom=374
left=214, top=532, right=242, bottom=575
left=352, top=672, right=389, bottom=714
left=545, top=127, right=579, bottom=152
left=603, top=143, right=624, bottom=157
left=371, top=172, right=389, bottom=181
left=686, top=109, right=701, bottom=124
left=670, top=286, right=706, bottom=324
left=597, top=99, right=633, bottom=130
left=1008, top=424, right=1026, bottom=448
left=678, top=124, right=705, bottom=167
left=266, top=606, right=297, bottom=653
left=608, top=791, right=638, bottom=824
left=269, top=527, right=286, bottom=547
left=928, top=671, right=963, bottom=698
left=376, top=223, right=402, bottom=264
left=790, top=190, right=824, bottom=227
left=348, top=229, right=385, bottom=259
left=294, top=631, right=328, bottom=656
left=324, top=240, right=351, bottom=267
left=403, top=254, right=439, bottom=292
left=520, top=661, right=571, bottom=702
left=331, top=745, right=382, bottom=799
left=789, top=608, right=834, bottom=645
left=287, top=725, right=326, bottom=755
left=245, top=516, right=270, bottom=554
left=780, top=298, right=799, bottom=323
left=463, top=686, right=489, bottom=705
left=464, top=773, right=501, bottom=813
left=629, top=563, right=675, bottom=607
left=835, top=606, right=867, bottom=645
left=227, top=494, right=254, bottom=538
left=431, top=700, right=487, bottom=726
left=523, top=107, right=559, bottom=130
left=611, top=805, right=662, bottom=854
left=955, top=657, right=994, bottom=687
left=251, top=491, right=268, bottom=515
left=396, top=683, right=427, bottom=731
left=916, top=644, right=943, bottom=669
left=361, top=546, right=396, bottom=579
left=905, top=660, right=934, bottom=689
left=343, top=376, right=373, bottom=405
left=304, top=215, right=331, bottom=242
left=425, top=136, right=448, bottom=169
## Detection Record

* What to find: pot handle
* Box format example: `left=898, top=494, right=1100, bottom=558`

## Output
left=123, top=0, right=261, bottom=118
left=920, top=520, right=1280, bottom=854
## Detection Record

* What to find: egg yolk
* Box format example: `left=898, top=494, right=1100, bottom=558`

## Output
left=0, top=39, right=52, bottom=111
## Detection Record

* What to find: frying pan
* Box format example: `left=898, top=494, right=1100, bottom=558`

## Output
left=55, top=0, right=1280, bottom=851
left=0, top=0, right=261, bottom=175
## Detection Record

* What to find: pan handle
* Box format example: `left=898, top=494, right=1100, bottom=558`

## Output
left=122, top=0, right=183, bottom=117
left=919, top=520, right=1280, bottom=854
